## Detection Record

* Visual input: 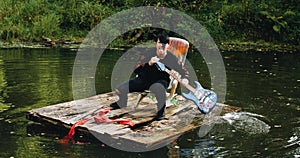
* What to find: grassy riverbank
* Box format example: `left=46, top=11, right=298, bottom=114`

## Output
left=1, top=0, right=299, bottom=52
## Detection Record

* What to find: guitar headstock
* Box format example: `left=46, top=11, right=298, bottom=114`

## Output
left=155, top=62, right=166, bottom=71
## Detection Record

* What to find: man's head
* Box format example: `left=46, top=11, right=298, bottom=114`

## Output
left=157, top=32, right=169, bottom=44
left=156, top=32, right=169, bottom=59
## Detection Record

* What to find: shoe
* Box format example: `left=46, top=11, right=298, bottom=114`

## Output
left=109, top=102, right=120, bottom=110
left=154, top=104, right=166, bottom=121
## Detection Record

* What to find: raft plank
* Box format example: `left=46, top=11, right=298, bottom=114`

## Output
left=26, top=92, right=241, bottom=149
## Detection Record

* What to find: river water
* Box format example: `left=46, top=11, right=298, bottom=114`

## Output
left=0, top=48, right=299, bottom=157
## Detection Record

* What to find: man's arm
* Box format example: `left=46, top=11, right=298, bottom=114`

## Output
left=133, top=52, right=153, bottom=74
left=166, top=54, right=189, bottom=79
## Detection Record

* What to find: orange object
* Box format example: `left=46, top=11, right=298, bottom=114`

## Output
left=167, top=37, right=190, bottom=98
left=167, top=37, right=189, bottom=62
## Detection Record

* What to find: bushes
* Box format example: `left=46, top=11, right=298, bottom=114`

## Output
left=217, top=0, right=299, bottom=43
left=0, top=0, right=299, bottom=45
left=32, top=13, right=62, bottom=40
left=0, top=0, right=114, bottom=42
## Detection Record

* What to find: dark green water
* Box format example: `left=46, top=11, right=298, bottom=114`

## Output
left=0, top=48, right=299, bottom=157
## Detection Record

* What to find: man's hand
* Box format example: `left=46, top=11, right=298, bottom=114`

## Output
left=181, top=78, right=189, bottom=86
left=148, top=56, right=160, bottom=66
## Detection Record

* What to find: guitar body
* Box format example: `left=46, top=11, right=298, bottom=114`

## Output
left=155, top=62, right=217, bottom=114
left=182, top=81, right=217, bottom=114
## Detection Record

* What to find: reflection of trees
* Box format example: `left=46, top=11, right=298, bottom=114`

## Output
left=2, top=49, right=74, bottom=110
left=0, top=57, right=9, bottom=113
left=2, top=49, right=74, bottom=157
left=34, top=49, right=73, bottom=106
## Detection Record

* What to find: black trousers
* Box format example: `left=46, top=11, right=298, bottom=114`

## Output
left=115, top=77, right=168, bottom=111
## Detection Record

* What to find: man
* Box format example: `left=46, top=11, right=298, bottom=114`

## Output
left=110, top=32, right=189, bottom=120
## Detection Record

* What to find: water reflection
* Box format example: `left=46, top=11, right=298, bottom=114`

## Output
left=180, top=137, right=217, bottom=157
left=0, top=49, right=299, bottom=157
left=0, top=56, right=9, bottom=113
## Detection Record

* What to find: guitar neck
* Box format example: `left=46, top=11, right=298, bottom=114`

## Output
left=165, top=69, right=196, bottom=93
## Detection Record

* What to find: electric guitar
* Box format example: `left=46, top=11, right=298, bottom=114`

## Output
left=155, top=62, right=217, bottom=114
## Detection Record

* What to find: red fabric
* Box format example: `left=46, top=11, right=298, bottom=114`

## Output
left=60, top=107, right=134, bottom=145
left=94, top=108, right=135, bottom=127
left=60, top=118, right=92, bottom=145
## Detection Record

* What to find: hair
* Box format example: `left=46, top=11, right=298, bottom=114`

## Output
left=157, top=32, right=169, bottom=44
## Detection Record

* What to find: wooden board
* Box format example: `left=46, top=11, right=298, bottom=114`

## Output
left=26, top=92, right=241, bottom=151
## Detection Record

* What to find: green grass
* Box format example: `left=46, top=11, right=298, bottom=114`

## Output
left=0, top=0, right=299, bottom=48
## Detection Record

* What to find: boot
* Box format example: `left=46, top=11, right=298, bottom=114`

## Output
left=154, top=104, right=166, bottom=121
left=109, top=102, right=120, bottom=110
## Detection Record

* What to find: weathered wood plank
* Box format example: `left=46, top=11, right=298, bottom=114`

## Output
left=28, top=92, right=143, bottom=124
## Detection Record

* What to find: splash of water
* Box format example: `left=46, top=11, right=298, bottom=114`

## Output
left=221, top=112, right=271, bottom=135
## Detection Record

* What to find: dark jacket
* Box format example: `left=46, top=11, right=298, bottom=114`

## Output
left=134, top=50, right=189, bottom=85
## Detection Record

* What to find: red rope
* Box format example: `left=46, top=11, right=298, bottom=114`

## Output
left=60, top=108, right=134, bottom=145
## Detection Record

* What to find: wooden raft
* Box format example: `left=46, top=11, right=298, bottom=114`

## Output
left=26, top=92, right=240, bottom=151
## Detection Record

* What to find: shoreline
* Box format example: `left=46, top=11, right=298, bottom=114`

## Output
left=0, top=40, right=299, bottom=53
left=219, top=41, right=299, bottom=53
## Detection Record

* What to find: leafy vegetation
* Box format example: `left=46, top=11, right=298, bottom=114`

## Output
left=0, top=0, right=299, bottom=50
